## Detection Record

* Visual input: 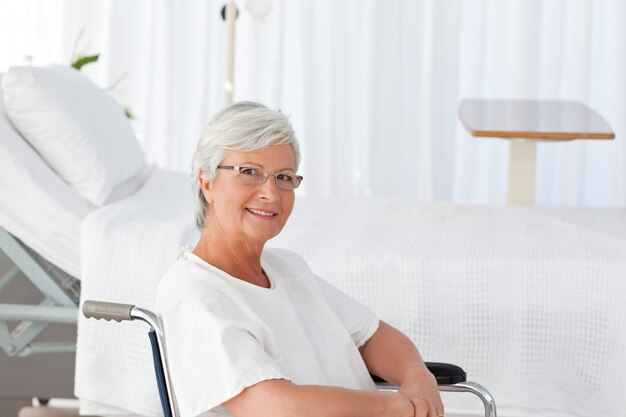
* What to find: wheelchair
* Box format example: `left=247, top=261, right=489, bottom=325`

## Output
left=83, top=300, right=497, bottom=417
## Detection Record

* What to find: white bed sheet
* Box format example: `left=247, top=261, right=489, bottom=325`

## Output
left=76, top=168, right=199, bottom=416
left=0, top=74, right=152, bottom=277
left=0, top=75, right=92, bottom=277
left=76, top=183, right=626, bottom=417
left=273, top=199, right=626, bottom=417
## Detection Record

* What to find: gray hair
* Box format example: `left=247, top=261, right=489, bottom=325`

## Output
left=191, top=101, right=301, bottom=229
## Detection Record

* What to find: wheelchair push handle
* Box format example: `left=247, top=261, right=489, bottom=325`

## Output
left=83, top=300, right=135, bottom=322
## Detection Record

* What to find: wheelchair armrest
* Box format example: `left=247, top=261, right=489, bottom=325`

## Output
left=371, top=364, right=497, bottom=417
left=370, top=362, right=466, bottom=386
left=425, top=362, right=466, bottom=384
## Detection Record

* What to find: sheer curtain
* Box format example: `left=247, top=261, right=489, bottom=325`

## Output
left=1, top=0, right=624, bottom=205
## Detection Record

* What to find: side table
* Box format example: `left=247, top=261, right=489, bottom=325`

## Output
left=458, top=99, right=614, bottom=204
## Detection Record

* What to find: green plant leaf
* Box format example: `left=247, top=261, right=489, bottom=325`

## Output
left=71, top=54, right=100, bottom=70
left=124, top=107, right=135, bottom=120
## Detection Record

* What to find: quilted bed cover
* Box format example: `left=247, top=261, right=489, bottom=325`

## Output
left=75, top=170, right=626, bottom=417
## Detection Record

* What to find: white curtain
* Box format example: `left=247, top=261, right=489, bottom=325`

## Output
left=1, top=0, right=624, bottom=206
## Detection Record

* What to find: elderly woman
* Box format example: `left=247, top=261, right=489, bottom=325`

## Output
left=157, top=102, right=443, bottom=417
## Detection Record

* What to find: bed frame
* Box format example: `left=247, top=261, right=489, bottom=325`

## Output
left=0, top=226, right=79, bottom=357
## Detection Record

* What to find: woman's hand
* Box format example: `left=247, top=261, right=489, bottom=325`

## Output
left=398, top=366, right=444, bottom=417
left=358, top=321, right=444, bottom=416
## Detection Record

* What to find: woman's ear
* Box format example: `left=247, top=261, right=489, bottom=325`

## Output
left=198, top=169, right=213, bottom=204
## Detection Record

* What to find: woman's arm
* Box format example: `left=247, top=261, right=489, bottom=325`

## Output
left=222, top=378, right=414, bottom=417
left=359, top=320, right=444, bottom=417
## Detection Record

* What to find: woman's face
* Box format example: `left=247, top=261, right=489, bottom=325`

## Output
left=202, top=144, right=297, bottom=246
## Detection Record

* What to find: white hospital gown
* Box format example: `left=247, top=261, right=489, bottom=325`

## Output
left=156, top=247, right=379, bottom=417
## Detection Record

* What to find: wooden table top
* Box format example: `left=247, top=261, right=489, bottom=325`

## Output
left=458, top=99, right=615, bottom=140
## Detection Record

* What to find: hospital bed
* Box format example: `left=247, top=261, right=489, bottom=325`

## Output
left=2, top=68, right=626, bottom=417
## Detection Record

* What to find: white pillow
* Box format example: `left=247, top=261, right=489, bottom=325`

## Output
left=0, top=74, right=94, bottom=276
left=2, top=64, right=145, bottom=206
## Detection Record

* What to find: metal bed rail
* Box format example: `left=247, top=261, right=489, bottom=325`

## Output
left=0, top=227, right=79, bottom=357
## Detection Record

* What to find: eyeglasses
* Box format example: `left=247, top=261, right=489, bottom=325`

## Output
left=217, top=165, right=303, bottom=189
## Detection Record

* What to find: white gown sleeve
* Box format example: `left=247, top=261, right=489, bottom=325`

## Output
left=268, top=248, right=380, bottom=349
left=159, top=290, right=287, bottom=417
left=310, top=274, right=380, bottom=348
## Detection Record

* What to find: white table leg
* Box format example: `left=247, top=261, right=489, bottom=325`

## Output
left=507, top=140, right=536, bottom=205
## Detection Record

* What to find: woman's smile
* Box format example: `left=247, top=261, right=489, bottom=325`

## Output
left=245, top=207, right=278, bottom=217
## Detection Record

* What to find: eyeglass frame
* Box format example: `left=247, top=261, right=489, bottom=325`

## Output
left=216, top=165, right=304, bottom=189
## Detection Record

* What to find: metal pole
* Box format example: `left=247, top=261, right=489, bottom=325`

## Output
left=0, top=304, right=78, bottom=323
left=224, top=0, right=237, bottom=106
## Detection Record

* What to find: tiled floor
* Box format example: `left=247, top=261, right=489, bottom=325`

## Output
left=18, top=407, right=80, bottom=417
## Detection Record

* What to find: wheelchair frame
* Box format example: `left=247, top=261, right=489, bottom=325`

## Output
left=83, top=300, right=497, bottom=417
